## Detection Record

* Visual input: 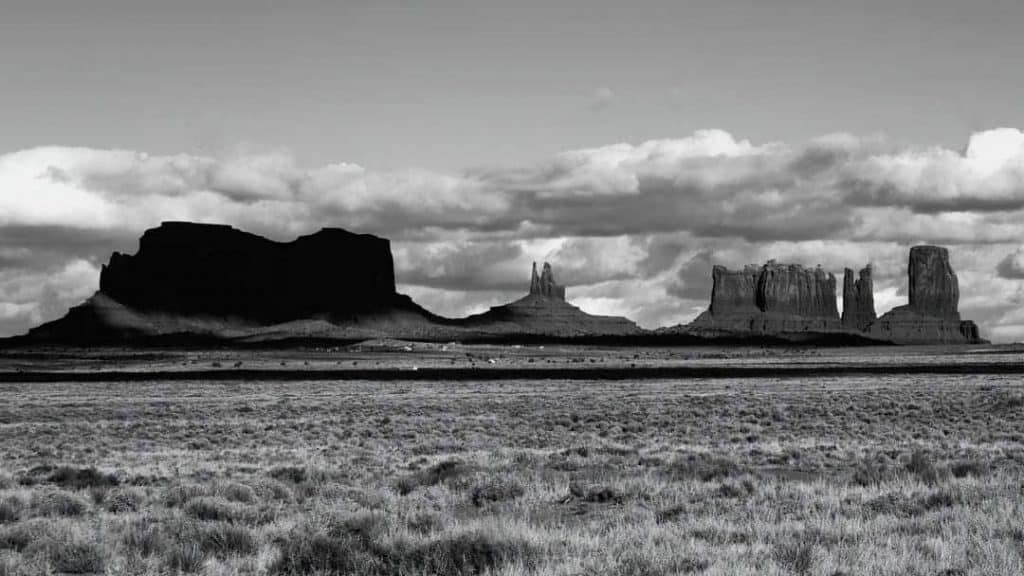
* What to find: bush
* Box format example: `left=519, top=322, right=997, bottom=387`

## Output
left=163, top=483, right=209, bottom=508
left=45, top=467, right=118, bottom=490
left=773, top=536, right=816, bottom=575
left=121, top=519, right=166, bottom=557
left=29, top=490, right=88, bottom=517
left=905, top=449, right=949, bottom=485
left=667, top=454, right=744, bottom=482
left=470, top=478, right=524, bottom=507
left=24, top=538, right=104, bottom=575
left=0, top=498, right=24, bottom=525
left=270, top=519, right=538, bottom=576
left=184, top=497, right=249, bottom=523
left=193, top=521, right=257, bottom=558
left=217, top=482, right=257, bottom=504
left=164, top=542, right=206, bottom=574
left=395, top=460, right=473, bottom=495
left=0, top=551, right=46, bottom=576
left=568, top=482, right=623, bottom=504
left=0, top=520, right=66, bottom=552
left=950, top=459, right=989, bottom=478
left=104, top=487, right=144, bottom=513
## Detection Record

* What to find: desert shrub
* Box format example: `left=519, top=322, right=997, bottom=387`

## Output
left=416, top=530, right=539, bottom=575
left=184, top=497, right=249, bottom=523
left=163, top=483, right=209, bottom=508
left=773, top=535, right=817, bottom=575
left=104, top=487, right=144, bottom=513
left=29, top=490, right=88, bottom=517
left=470, top=478, right=524, bottom=507
left=0, top=520, right=68, bottom=552
left=23, top=537, right=104, bottom=575
left=851, top=458, right=892, bottom=487
left=655, top=504, right=686, bottom=524
left=667, top=454, right=744, bottom=482
left=0, top=551, right=51, bottom=576
left=950, top=459, right=989, bottom=478
left=905, top=449, right=949, bottom=485
left=192, top=521, right=258, bottom=558
left=267, top=466, right=310, bottom=484
left=121, top=519, right=166, bottom=557
left=164, top=542, right=206, bottom=574
left=0, top=476, right=13, bottom=490
left=568, top=482, right=623, bottom=504
left=605, top=549, right=709, bottom=576
left=250, top=478, right=293, bottom=502
left=217, top=482, right=257, bottom=504
left=45, top=467, right=118, bottom=490
left=0, top=498, right=24, bottom=525
left=395, top=459, right=473, bottom=495
left=271, top=518, right=537, bottom=576
left=406, top=511, right=444, bottom=535
left=714, top=478, right=756, bottom=499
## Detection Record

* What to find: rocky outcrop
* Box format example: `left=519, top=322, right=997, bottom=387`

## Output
left=867, top=246, right=984, bottom=344
left=98, top=221, right=411, bottom=323
left=529, top=262, right=566, bottom=300
left=691, top=261, right=841, bottom=333
left=465, top=263, right=640, bottom=336
left=842, top=266, right=876, bottom=331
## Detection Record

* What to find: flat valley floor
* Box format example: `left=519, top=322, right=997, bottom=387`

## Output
left=1, top=345, right=1023, bottom=575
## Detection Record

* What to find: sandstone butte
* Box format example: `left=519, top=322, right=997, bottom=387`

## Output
left=14, top=222, right=985, bottom=345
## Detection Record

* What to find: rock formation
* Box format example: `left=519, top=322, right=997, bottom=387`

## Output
left=465, top=263, right=640, bottom=336
left=842, top=265, right=876, bottom=331
left=98, top=221, right=408, bottom=323
left=691, top=261, right=841, bottom=333
left=529, top=262, right=566, bottom=300
left=867, top=246, right=984, bottom=344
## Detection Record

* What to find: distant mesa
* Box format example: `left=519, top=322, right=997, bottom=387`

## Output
left=867, top=246, right=982, bottom=344
left=689, top=261, right=841, bottom=333
left=12, top=221, right=985, bottom=346
left=463, top=262, right=641, bottom=337
left=682, top=246, right=984, bottom=344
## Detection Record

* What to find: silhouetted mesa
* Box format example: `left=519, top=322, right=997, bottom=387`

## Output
left=463, top=262, right=640, bottom=337
left=100, top=222, right=406, bottom=322
left=842, top=265, right=876, bottom=331
left=868, top=246, right=983, bottom=344
left=690, top=261, right=841, bottom=333
left=25, top=222, right=441, bottom=343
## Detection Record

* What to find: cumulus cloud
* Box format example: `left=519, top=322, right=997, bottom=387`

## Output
left=4, top=128, right=1024, bottom=337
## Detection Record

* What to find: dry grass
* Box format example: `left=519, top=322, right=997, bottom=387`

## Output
left=0, top=369, right=1023, bottom=574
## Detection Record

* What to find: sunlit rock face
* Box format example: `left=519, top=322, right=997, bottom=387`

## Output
left=691, top=260, right=841, bottom=333
left=867, top=246, right=984, bottom=344
left=842, top=265, right=876, bottom=332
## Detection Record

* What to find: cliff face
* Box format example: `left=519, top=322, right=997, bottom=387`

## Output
left=691, top=261, right=841, bottom=333
left=842, top=266, right=876, bottom=331
left=99, top=222, right=403, bottom=323
left=867, top=246, right=984, bottom=344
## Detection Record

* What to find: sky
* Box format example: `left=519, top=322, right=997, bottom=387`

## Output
left=2, top=0, right=1024, bottom=340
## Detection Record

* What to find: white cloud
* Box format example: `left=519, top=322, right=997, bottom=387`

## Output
left=4, top=128, right=1024, bottom=339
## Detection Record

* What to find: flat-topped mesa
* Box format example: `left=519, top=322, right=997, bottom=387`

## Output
left=691, top=260, right=841, bottom=333
left=868, top=245, right=985, bottom=344
left=529, top=262, right=566, bottom=300
left=758, top=261, right=838, bottom=318
left=98, top=221, right=403, bottom=323
left=842, top=265, right=876, bottom=331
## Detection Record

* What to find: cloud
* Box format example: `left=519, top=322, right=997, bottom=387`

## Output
left=997, top=247, right=1024, bottom=279
left=4, top=128, right=1024, bottom=338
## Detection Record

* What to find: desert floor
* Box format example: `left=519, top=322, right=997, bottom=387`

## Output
left=0, top=344, right=1023, bottom=575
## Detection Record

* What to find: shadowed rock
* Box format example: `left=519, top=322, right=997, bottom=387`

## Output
left=529, top=262, right=566, bottom=300
left=842, top=265, right=876, bottom=331
left=868, top=246, right=984, bottom=344
left=691, top=261, right=841, bottom=333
